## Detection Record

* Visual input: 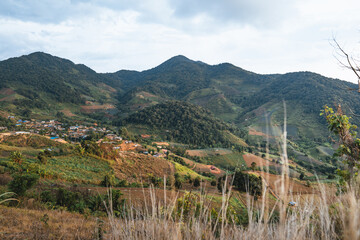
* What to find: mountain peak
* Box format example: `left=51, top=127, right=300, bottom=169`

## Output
left=167, top=55, right=190, bottom=62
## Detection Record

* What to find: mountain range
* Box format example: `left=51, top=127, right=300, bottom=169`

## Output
left=1, top=52, right=360, bottom=148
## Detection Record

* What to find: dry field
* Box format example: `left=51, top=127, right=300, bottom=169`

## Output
left=186, top=148, right=232, bottom=157
left=242, top=153, right=278, bottom=167
left=113, top=152, right=174, bottom=182
left=0, top=206, right=102, bottom=239
left=80, top=104, right=115, bottom=113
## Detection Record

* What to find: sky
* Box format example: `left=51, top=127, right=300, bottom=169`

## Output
left=0, top=0, right=360, bottom=83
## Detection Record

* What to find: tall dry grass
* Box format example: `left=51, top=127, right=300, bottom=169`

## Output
left=105, top=102, right=360, bottom=240
left=103, top=180, right=360, bottom=240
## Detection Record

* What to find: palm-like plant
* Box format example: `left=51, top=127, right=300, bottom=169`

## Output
left=0, top=192, right=18, bottom=204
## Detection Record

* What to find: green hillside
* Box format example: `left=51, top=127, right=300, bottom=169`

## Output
left=1, top=52, right=360, bottom=149
left=0, top=52, right=117, bottom=119
left=105, top=55, right=360, bottom=147
left=117, top=101, right=247, bottom=148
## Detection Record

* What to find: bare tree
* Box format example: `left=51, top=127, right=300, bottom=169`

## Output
left=332, top=38, right=360, bottom=92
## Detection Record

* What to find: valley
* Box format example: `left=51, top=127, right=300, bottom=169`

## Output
left=0, top=52, right=355, bottom=239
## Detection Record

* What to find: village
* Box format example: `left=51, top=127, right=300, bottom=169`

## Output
left=0, top=115, right=172, bottom=158
left=3, top=115, right=112, bottom=141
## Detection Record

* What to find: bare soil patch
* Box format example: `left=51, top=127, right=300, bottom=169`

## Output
left=186, top=148, right=232, bottom=157
left=242, top=153, right=278, bottom=167
left=181, top=157, right=225, bottom=177
left=60, top=108, right=76, bottom=117
left=80, top=104, right=115, bottom=113
left=251, top=171, right=314, bottom=195
left=113, top=152, right=174, bottom=183
left=0, top=88, right=15, bottom=96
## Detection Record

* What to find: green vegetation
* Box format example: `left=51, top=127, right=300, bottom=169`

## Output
left=321, top=105, right=360, bottom=185
left=118, top=101, right=246, bottom=148
left=233, top=170, right=262, bottom=196
left=8, top=173, right=39, bottom=196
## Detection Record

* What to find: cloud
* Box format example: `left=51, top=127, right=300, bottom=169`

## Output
left=168, top=0, right=297, bottom=28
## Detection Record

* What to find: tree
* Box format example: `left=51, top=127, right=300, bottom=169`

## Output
left=217, top=177, right=223, bottom=193
left=321, top=105, right=360, bottom=185
left=233, top=169, right=262, bottom=196
left=250, top=162, right=257, bottom=171
left=10, top=151, right=23, bottom=165
left=193, top=177, right=200, bottom=187
left=299, top=172, right=305, bottom=180
left=174, top=173, right=182, bottom=189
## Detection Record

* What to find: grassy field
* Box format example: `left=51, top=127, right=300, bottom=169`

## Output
left=173, top=162, right=211, bottom=181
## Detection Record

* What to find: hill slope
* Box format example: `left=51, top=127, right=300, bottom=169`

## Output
left=0, top=52, right=117, bottom=118
left=118, top=101, right=247, bottom=147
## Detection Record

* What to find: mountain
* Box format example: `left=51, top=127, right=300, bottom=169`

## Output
left=1, top=52, right=360, bottom=148
left=105, top=55, right=360, bottom=143
left=0, top=52, right=118, bottom=119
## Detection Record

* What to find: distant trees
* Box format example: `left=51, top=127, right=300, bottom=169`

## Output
left=118, top=101, right=244, bottom=148
left=233, top=169, right=262, bottom=196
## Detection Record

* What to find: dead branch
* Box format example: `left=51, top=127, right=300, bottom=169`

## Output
left=332, top=38, right=360, bottom=92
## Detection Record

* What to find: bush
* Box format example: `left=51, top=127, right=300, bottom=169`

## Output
left=41, top=190, right=55, bottom=203
left=8, top=173, right=39, bottom=196
left=37, top=152, right=48, bottom=165
left=210, top=180, right=217, bottom=186
left=193, top=177, right=201, bottom=187
left=56, top=188, right=85, bottom=212
left=116, top=179, right=128, bottom=187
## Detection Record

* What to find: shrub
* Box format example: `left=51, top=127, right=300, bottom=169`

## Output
left=41, top=190, right=55, bottom=203
left=8, top=173, right=39, bottom=196
left=37, top=152, right=48, bottom=165
left=174, top=173, right=182, bottom=189
left=116, top=179, right=128, bottom=187
left=210, top=180, right=217, bottom=186
left=193, top=177, right=201, bottom=187
left=56, top=188, right=85, bottom=213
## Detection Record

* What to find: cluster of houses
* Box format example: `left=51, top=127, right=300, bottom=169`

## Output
left=3, top=116, right=171, bottom=159
left=6, top=116, right=114, bottom=142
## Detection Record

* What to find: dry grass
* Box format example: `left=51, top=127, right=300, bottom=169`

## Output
left=104, top=104, right=360, bottom=240
left=0, top=206, right=104, bottom=239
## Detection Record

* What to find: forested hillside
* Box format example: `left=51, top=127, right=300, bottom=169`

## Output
left=118, top=101, right=247, bottom=147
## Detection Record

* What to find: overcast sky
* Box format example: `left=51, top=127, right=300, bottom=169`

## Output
left=0, top=0, right=360, bottom=83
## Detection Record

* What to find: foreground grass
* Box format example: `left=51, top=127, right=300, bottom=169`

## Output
left=0, top=206, right=103, bottom=239
left=103, top=183, right=360, bottom=240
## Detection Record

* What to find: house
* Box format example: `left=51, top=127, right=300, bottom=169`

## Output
left=15, top=131, right=30, bottom=135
